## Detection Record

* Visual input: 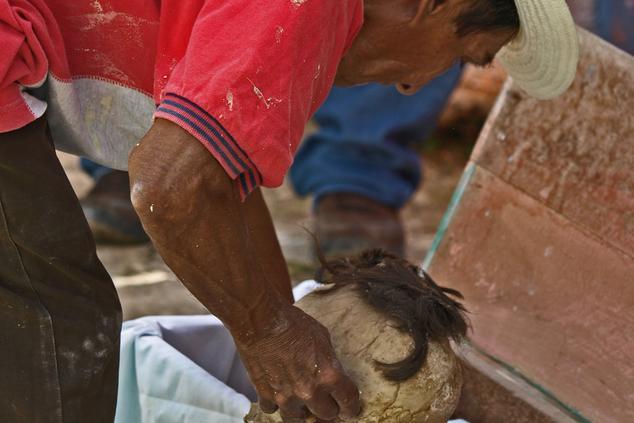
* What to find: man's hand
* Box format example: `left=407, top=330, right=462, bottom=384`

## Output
left=237, top=304, right=361, bottom=421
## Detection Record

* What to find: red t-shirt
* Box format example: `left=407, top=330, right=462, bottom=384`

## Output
left=0, top=0, right=363, bottom=197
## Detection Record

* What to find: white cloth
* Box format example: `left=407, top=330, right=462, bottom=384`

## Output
left=115, top=315, right=253, bottom=423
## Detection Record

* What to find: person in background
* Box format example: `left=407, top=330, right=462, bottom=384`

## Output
left=79, top=0, right=634, bottom=257
left=80, top=159, right=151, bottom=244
left=289, top=68, right=461, bottom=257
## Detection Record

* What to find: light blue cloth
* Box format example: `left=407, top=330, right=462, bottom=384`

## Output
left=115, top=282, right=321, bottom=423
left=115, top=281, right=470, bottom=422
left=115, top=315, right=253, bottom=423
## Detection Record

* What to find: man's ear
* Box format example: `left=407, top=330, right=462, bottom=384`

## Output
left=414, top=0, right=448, bottom=23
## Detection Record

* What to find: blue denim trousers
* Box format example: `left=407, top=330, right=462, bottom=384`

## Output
left=595, top=0, right=634, bottom=53
left=289, top=66, right=462, bottom=209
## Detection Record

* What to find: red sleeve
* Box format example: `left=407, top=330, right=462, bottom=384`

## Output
left=0, top=0, right=69, bottom=132
left=154, top=0, right=363, bottom=199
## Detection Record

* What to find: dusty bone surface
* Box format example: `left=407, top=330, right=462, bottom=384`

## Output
left=245, top=285, right=462, bottom=423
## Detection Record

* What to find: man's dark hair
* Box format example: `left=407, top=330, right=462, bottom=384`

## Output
left=314, top=248, right=468, bottom=381
left=455, top=0, right=520, bottom=37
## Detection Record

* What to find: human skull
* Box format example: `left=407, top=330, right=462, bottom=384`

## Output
left=245, top=250, right=466, bottom=423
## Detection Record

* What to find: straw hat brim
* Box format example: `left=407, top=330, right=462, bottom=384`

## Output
left=497, top=0, right=580, bottom=100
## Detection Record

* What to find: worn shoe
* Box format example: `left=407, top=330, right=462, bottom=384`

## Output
left=314, top=193, right=405, bottom=258
left=81, top=170, right=149, bottom=244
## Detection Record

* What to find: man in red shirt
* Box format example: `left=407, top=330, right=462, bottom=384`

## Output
left=0, top=0, right=578, bottom=421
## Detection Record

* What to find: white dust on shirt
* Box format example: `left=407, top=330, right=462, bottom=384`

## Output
left=226, top=91, right=234, bottom=111
left=246, top=78, right=281, bottom=109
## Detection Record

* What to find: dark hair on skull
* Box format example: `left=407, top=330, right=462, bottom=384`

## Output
left=314, top=248, right=468, bottom=382
left=455, top=0, right=520, bottom=37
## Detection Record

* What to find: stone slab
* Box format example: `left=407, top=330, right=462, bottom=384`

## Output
left=472, top=29, right=634, bottom=256
left=454, top=343, right=577, bottom=423
left=429, top=166, right=634, bottom=423
left=426, top=30, right=634, bottom=423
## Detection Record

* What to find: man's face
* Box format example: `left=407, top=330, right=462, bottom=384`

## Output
left=336, top=0, right=517, bottom=94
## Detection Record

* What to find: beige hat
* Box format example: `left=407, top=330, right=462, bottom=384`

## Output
left=497, top=0, right=580, bottom=100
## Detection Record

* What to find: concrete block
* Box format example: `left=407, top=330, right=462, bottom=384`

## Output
left=426, top=30, right=634, bottom=422
left=472, top=29, right=634, bottom=255
left=432, top=166, right=633, bottom=422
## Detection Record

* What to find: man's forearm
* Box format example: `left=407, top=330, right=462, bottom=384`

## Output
left=129, top=119, right=361, bottom=420
left=128, top=119, right=292, bottom=343
left=243, top=189, right=293, bottom=303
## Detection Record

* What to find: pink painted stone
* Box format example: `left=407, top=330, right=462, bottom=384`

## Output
left=472, top=29, right=634, bottom=256
left=428, top=30, right=634, bottom=423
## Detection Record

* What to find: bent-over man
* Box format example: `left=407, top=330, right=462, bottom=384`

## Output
left=0, top=0, right=578, bottom=421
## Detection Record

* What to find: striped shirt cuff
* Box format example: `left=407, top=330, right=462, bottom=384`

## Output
left=154, top=93, right=262, bottom=200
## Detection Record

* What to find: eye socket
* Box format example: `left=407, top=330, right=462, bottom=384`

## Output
left=429, top=0, right=447, bottom=14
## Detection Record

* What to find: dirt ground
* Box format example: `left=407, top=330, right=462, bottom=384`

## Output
left=59, top=64, right=504, bottom=320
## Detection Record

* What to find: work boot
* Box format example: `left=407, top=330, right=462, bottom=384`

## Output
left=81, top=170, right=149, bottom=244
left=314, top=193, right=405, bottom=258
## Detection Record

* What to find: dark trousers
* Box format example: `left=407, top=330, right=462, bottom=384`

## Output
left=0, top=118, right=121, bottom=422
